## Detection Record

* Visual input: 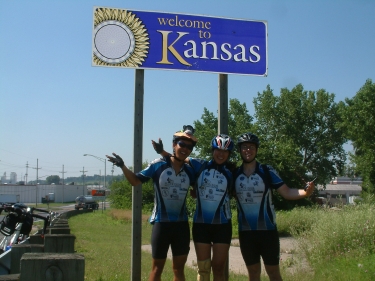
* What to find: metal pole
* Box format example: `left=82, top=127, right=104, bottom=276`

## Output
left=104, top=159, right=106, bottom=189
left=36, top=159, right=38, bottom=207
left=33, top=159, right=42, bottom=207
left=60, top=165, right=66, bottom=203
left=218, top=74, right=229, bottom=280
left=131, top=68, right=144, bottom=281
left=218, top=74, right=229, bottom=135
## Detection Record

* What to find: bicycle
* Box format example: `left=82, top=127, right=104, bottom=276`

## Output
left=0, top=203, right=50, bottom=254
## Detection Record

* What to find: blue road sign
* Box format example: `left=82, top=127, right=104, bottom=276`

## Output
left=92, top=7, right=268, bottom=76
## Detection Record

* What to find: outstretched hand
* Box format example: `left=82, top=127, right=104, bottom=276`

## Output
left=304, top=181, right=315, bottom=197
left=152, top=138, right=164, bottom=154
left=106, top=153, right=125, bottom=168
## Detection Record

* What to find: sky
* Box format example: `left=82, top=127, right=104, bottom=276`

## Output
left=1, top=0, right=374, bottom=182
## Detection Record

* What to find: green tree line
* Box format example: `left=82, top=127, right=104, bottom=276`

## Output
left=109, top=79, right=375, bottom=210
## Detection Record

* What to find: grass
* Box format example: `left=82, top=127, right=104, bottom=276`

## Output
left=68, top=204, right=375, bottom=281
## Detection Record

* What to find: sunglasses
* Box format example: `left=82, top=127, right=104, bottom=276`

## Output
left=177, top=141, right=194, bottom=151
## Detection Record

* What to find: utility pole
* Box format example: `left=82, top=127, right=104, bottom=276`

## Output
left=25, top=162, right=29, bottom=184
left=111, top=165, right=114, bottom=184
left=59, top=165, right=66, bottom=203
left=32, top=159, right=42, bottom=206
left=80, top=167, right=87, bottom=196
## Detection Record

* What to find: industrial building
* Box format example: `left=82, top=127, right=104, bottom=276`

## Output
left=0, top=184, right=89, bottom=204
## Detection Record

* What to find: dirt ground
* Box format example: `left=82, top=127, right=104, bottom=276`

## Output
left=141, top=236, right=303, bottom=276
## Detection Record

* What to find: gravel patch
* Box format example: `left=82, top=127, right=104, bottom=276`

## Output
left=141, top=236, right=305, bottom=276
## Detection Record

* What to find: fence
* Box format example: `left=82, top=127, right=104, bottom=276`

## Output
left=0, top=209, right=91, bottom=281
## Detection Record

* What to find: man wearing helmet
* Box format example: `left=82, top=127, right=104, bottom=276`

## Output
left=234, top=132, right=315, bottom=281
left=106, top=126, right=197, bottom=281
left=153, top=130, right=234, bottom=281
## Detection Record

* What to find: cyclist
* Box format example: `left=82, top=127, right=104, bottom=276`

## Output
left=153, top=132, right=234, bottom=281
left=107, top=127, right=197, bottom=281
left=233, top=132, right=315, bottom=281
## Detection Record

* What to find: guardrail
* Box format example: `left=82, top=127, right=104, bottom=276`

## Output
left=0, top=209, right=93, bottom=281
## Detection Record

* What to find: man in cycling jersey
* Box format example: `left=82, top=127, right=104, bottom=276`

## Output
left=234, top=132, right=315, bottom=281
left=107, top=126, right=197, bottom=281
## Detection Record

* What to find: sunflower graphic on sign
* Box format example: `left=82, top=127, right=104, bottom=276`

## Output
left=92, top=7, right=149, bottom=67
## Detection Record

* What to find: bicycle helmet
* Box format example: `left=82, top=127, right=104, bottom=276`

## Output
left=173, top=125, right=198, bottom=147
left=211, top=134, right=234, bottom=151
left=237, top=132, right=260, bottom=148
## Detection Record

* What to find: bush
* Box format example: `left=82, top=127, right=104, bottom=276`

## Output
left=296, top=203, right=375, bottom=265
left=108, top=179, right=155, bottom=210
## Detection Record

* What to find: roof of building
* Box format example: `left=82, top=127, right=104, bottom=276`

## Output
left=318, top=184, right=362, bottom=192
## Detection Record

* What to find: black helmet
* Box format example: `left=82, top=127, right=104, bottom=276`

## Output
left=237, top=132, right=260, bottom=148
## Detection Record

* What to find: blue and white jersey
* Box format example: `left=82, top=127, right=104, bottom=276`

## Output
left=234, top=162, right=284, bottom=231
left=136, top=156, right=195, bottom=224
left=189, top=158, right=233, bottom=224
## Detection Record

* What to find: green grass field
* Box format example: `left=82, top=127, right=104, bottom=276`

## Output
left=68, top=204, right=375, bottom=281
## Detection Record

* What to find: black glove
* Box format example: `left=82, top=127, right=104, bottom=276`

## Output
left=111, top=153, right=125, bottom=168
left=153, top=139, right=164, bottom=154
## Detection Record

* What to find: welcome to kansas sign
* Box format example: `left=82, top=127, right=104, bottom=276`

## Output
left=92, top=7, right=268, bottom=76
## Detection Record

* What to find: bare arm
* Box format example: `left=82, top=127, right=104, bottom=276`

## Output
left=120, top=165, right=142, bottom=186
left=277, top=181, right=315, bottom=200
left=106, top=153, right=142, bottom=186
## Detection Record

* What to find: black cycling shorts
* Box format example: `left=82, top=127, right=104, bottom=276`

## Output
left=192, top=221, right=232, bottom=244
left=151, top=221, right=190, bottom=259
left=239, top=230, right=280, bottom=266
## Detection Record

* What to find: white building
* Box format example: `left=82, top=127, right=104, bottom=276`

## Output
left=0, top=184, right=89, bottom=204
left=10, top=172, right=17, bottom=184
left=1, top=173, right=7, bottom=184
left=318, top=176, right=362, bottom=205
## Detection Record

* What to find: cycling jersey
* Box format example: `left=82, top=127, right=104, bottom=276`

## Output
left=189, top=158, right=233, bottom=224
left=136, top=156, right=195, bottom=223
left=234, top=162, right=284, bottom=231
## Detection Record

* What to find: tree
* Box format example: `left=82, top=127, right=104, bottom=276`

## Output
left=193, top=85, right=347, bottom=209
left=253, top=84, right=347, bottom=192
left=340, top=79, right=375, bottom=194
left=46, top=175, right=60, bottom=185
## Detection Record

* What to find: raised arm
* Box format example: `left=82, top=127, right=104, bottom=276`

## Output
left=277, top=181, right=315, bottom=200
left=106, top=153, right=142, bottom=186
left=151, top=138, right=171, bottom=157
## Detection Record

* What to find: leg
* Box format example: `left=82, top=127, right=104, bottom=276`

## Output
left=246, top=263, right=261, bottom=281
left=264, top=264, right=282, bottom=281
left=170, top=222, right=191, bottom=281
left=172, top=255, right=188, bottom=281
left=211, top=243, right=230, bottom=281
left=149, top=258, right=166, bottom=281
left=261, top=230, right=282, bottom=281
left=194, top=242, right=212, bottom=281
